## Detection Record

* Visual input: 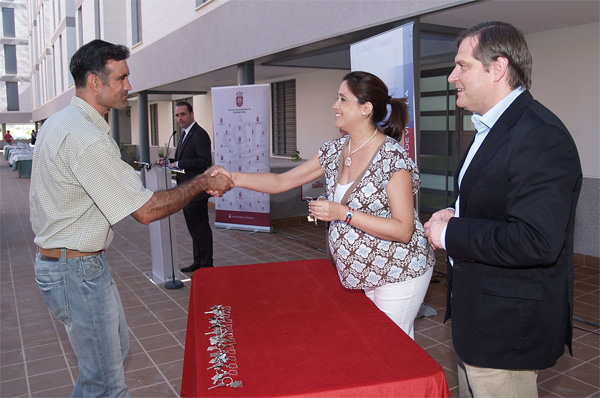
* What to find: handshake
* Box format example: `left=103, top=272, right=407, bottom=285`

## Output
left=199, top=165, right=234, bottom=198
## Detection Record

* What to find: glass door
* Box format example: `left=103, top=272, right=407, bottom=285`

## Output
left=419, top=67, right=474, bottom=212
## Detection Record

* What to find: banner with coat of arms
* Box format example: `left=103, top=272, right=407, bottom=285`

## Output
left=211, top=84, right=272, bottom=232
left=350, top=22, right=417, bottom=164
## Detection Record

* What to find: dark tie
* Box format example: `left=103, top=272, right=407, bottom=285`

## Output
left=176, top=131, right=188, bottom=159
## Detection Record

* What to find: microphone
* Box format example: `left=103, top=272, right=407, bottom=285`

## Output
left=165, top=131, right=176, bottom=163
left=164, top=129, right=183, bottom=290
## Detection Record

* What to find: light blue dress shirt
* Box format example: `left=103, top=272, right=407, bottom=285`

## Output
left=441, top=87, right=526, bottom=251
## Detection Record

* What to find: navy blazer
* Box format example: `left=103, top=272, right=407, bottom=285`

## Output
left=444, top=91, right=582, bottom=370
left=171, top=122, right=212, bottom=185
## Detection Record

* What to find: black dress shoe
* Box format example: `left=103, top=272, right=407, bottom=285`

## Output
left=180, top=264, right=200, bottom=273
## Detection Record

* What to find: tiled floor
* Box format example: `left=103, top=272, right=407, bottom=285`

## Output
left=1, top=160, right=598, bottom=397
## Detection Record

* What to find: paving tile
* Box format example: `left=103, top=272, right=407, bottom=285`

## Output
left=0, top=362, right=26, bottom=382
left=0, top=377, right=28, bottom=397
left=124, top=366, right=167, bottom=390
left=539, top=372, right=600, bottom=398
left=129, top=382, right=179, bottom=397
left=27, top=368, right=73, bottom=394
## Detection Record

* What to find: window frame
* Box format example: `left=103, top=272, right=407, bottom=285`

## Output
left=271, top=79, right=297, bottom=157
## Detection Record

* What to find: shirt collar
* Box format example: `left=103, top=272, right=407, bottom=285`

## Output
left=71, top=96, right=110, bottom=135
left=472, top=87, right=526, bottom=133
left=183, top=121, right=196, bottom=135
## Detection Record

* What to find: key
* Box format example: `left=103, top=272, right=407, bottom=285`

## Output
left=211, top=369, right=239, bottom=385
left=209, top=356, right=225, bottom=364
left=207, top=362, right=224, bottom=370
left=209, top=352, right=228, bottom=361
left=211, top=305, right=232, bottom=312
left=208, top=336, right=232, bottom=346
left=208, top=318, right=228, bottom=327
left=208, top=340, right=235, bottom=349
left=208, top=381, right=226, bottom=390
left=209, top=352, right=237, bottom=363
left=208, top=377, right=243, bottom=390
left=205, top=327, right=224, bottom=336
left=205, top=307, right=230, bottom=316
left=208, top=323, right=233, bottom=333
left=207, top=361, right=238, bottom=371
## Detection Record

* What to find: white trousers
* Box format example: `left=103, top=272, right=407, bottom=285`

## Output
left=364, top=266, right=434, bottom=339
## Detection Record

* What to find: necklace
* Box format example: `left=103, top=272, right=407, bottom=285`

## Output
left=345, top=128, right=378, bottom=167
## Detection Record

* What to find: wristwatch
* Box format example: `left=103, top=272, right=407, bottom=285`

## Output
left=344, top=206, right=355, bottom=224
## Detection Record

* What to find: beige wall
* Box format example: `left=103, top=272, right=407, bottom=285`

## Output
left=527, top=22, right=599, bottom=179
left=193, top=94, right=215, bottom=152
left=295, top=69, right=349, bottom=159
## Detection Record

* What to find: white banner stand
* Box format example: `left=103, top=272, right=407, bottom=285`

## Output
left=143, top=165, right=187, bottom=286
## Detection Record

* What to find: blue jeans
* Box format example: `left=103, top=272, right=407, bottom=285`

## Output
left=35, top=251, right=130, bottom=398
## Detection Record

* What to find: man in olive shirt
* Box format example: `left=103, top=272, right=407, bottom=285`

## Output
left=30, top=40, right=232, bottom=397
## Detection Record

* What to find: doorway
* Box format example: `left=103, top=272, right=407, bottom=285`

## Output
left=418, top=67, right=475, bottom=212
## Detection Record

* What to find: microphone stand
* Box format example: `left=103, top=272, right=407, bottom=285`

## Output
left=164, top=131, right=184, bottom=290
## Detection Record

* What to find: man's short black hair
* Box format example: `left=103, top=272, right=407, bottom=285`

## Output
left=175, top=101, right=193, bottom=113
left=70, top=40, right=130, bottom=88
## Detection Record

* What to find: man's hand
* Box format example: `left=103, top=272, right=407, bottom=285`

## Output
left=427, top=208, right=455, bottom=224
left=203, top=167, right=234, bottom=197
left=207, top=165, right=232, bottom=179
left=424, top=208, right=455, bottom=250
left=157, top=157, right=169, bottom=167
left=204, top=166, right=234, bottom=196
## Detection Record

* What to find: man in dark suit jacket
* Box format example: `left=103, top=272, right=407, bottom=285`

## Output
left=160, top=101, right=214, bottom=272
left=424, top=22, right=582, bottom=397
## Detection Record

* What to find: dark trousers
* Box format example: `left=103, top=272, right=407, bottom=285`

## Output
left=182, top=196, right=213, bottom=267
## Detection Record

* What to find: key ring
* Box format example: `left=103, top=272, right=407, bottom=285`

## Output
left=307, top=195, right=327, bottom=225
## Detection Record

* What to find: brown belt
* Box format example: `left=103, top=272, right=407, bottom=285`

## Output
left=38, top=247, right=103, bottom=261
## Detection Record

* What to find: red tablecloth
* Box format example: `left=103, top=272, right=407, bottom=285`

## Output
left=181, top=259, right=450, bottom=397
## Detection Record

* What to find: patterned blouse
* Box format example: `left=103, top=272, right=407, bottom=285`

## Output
left=318, top=135, right=435, bottom=289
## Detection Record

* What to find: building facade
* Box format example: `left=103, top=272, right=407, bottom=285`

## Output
left=24, top=0, right=600, bottom=258
left=1, top=0, right=34, bottom=139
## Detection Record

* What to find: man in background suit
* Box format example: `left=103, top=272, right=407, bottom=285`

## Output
left=159, top=101, right=214, bottom=272
left=424, top=21, right=582, bottom=397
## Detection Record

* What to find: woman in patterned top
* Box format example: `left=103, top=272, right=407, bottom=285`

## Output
left=212, top=71, right=435, bottom=338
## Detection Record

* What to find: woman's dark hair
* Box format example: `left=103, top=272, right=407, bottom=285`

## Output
left=342, top=71, right=409, bottom=141
left=458, top=21, right=532, bottom=90
left=70, top=40, right=130, bottom=88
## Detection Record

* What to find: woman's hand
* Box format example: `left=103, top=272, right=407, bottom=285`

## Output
left=309, top=199, right=346, bottom=222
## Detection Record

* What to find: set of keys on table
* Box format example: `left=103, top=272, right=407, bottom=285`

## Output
left=204, top=305, right=243, bottom=390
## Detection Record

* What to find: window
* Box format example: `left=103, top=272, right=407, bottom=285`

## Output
left=196, top=0, right=210, bottom=7
left=4, top=45, right=17, bottom=74
left=6, top=82, right=19, bottom=111
left=150, top=103, right=158, bottom=146
left=52, top=0, right=56, bottom=29
left=77, top=7, right=83, bottom=47
left=94, top=0, right=101, bottom=39
left=131, top=0, right=142, bottom=45
left=58, top=35, right=64, bottom=91
left=2, top=8, right=15, bottom=38
left=47, top=54, right=55, bottom=99
left=271, top=80, right=297, bottom=156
